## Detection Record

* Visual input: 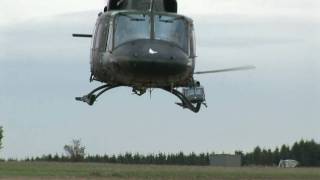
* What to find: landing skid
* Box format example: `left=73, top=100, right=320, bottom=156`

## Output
left=76, top=85, right=205, bottom=113
left=162, top=88, right=204, bottom=113
left=75, top=84, right=119, bottom=106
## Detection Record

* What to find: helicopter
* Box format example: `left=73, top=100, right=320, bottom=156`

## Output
left=73, top=0, right=254, bottom=113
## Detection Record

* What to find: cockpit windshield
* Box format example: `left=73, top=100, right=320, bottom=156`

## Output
left=114, top=13, right=189, bottom=52
left=154, top=15, right=188, bottom=52
left=114, top=14, right=150, bottom=47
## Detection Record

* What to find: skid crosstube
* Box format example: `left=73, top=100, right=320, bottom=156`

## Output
left=76, top=85, right=204, bottom=113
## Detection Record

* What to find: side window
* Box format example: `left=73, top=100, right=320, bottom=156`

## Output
left=92, top=24, right=98, bottom=49
left=107, top=23, right=113, bottom=52
left=104, top=23, right=109, bottom=51
left=190, top=25, right=196, bottom=57
left=94, top=24, right=104, bottom=49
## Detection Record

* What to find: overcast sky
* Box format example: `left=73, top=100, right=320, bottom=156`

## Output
left=0, top=0, right=319, bottom=159
left=1, top=0, right=320, bottom=25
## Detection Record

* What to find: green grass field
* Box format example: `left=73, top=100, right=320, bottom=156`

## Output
left=0, top=162, right=320, bottom=180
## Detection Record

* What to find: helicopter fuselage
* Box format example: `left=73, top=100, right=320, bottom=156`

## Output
left=75, top=0, right=210, bottom=113
left=90, top=11, right=196, bottom=88
left=75, top=0, right=254, bottom=113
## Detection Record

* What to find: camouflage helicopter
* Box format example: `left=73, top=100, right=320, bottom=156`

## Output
left=74, top=0, right=254, bottom=113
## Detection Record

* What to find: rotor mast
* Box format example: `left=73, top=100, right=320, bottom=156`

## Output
left=149, top=0, right=155, bottom=40
left=149, top=0, right=155, bottom=12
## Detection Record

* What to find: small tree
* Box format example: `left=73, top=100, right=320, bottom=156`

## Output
left=64, top=139, right=86, bottom=162
left=0, top=126, right=3, bottom=150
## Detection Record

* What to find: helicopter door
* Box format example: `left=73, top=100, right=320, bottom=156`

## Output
left=91, top=21, right=108, bottom=72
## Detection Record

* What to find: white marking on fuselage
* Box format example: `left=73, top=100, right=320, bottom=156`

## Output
left=149, top=48, right=158, bottom=54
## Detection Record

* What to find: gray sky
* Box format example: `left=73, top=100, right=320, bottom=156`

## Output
left=0, top=0, right=319, bottom=159
left=1, top=0, right=320, bottom=25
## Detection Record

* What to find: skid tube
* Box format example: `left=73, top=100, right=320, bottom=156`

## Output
left=75, top=84, right=120, bottom=106
left=76, top=85, right=202, bottom=113
left=162, top=87, right=202, bottom=113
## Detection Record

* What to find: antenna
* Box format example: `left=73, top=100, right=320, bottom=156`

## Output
left=149, top=0, right=155, bottom=39
left=149, top=0, right=155, bottom=12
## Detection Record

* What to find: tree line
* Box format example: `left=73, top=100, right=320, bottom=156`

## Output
left=1, top=129, right=320, bottom=167
left=24, top=139, right=320, bottom=167
left=0, top=126, right=3, bottom=151
left=24, top=139, right=210, bottom=165
left=25, top=152, right=210, bottom=166
left=239, top=140, right=320, bottom=167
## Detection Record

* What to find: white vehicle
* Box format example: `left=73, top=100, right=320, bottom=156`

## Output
left=278, top=160, right=299, bottom=168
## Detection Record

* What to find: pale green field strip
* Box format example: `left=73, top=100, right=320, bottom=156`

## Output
left=0, top=162, right=320, bottom=180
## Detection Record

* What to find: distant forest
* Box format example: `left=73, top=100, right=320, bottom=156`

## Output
left=21, top=140, right=320, bottom=167
left=240, top=140, right=320, bottom=166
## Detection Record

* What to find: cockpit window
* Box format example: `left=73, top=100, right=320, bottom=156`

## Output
left=154, top=15, right=188, bottom=52
left=114, top=14, right=150, bottom=48
left=113, top=13, right=189, bottom=51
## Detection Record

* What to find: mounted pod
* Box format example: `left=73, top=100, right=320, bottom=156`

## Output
left=182, top=86, right=206, bottom=104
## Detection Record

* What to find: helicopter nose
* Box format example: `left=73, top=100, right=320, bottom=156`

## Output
left=113, top=40, right=191, bottom=77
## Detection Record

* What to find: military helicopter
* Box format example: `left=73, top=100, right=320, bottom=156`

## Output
left=73, top=0, right=254, bottom=113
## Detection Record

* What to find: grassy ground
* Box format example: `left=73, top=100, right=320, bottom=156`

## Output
left=0, top=162, right=320, bottom=180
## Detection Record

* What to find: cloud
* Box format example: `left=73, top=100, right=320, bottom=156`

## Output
left=0, top=0, right=104, bottom=25
left=1, top=0, right=319, bottom=26
left=182, top=1, right=320, bottom=24
left=180, top=0, right=320, bottom=20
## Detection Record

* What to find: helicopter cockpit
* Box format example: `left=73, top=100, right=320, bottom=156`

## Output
left=113, top=13, right=190, bottom=52
left=92, top=0, right=195, bottom=56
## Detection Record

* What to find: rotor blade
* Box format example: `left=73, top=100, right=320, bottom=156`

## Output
left=194, top=65, right=255, bottom=75
left=72, top=34, right=92, bottom=38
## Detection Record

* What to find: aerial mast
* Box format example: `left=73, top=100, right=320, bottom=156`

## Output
left=149, top=0, right=155, bottom=12
left=150, top=0, right=155, bottom=40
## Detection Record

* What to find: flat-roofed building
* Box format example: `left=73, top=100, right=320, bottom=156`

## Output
left=209, top=154, right=242, bottom=167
